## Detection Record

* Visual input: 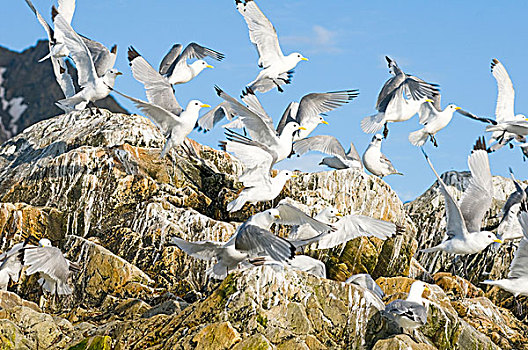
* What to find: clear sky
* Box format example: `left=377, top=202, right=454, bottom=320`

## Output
left=2, top=0, right=528, bottom=201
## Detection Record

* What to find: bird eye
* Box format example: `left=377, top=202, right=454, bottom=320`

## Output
left=195, top=102, right=199, bottom=105
left=488, top=235, right=491, bottom=238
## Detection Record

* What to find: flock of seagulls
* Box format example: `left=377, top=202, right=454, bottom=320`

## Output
left=1, top=0, right=526, bottom=335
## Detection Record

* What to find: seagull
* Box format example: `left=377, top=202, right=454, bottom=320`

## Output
left=195, top=101, right=238, bottom=132
left=287, top=255, right=326, bottom=278
left=346, top=273, right=385, bottom=300
left=384, top=281, right=429, bottom=330
left=159, top=43, right=224, bottom=85
left=420, top=138, right=503, bottom=257
left=169, top=209, right=296, bottom=280
left=362, top=134, right=403, bottom=178
left=275, top=90, right=359, bottom=141
left=361, top=56, right=439, bottom=138
left=23, top=0, right=76, bottom=103
left=482, top=205, right=528, bottom=297
left=293, top=135, right=363, bottom=171
left=496, top=168, right=527, bottom=241
left=288, top=206, right=396, bottom=249
left=0, top=242, right=26, bottom=290
left=235, top=0, right=308, bottom=93
left=20, top=238, right=79, bottom=295
left=408, top=99, right=461, bottom=147
left=52, top=13, right=121, bottom=112
left=216, top=87, right=305, bottom=164
left=116, top=47, right=209, bottom=158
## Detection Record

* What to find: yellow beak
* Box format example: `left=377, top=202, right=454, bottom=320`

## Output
left=201, top=104, right=211, bottom=108
left=335, top=212, right=343, bottom=217
left=290, top=174, right=299, bottom=178
left=298, top=126, right=307, bottom=130
left=301, top=57, right=309, bottom=61
left=274, top=214, right=281, bottom=219
left=206, top=65, right=214, bottom=69
left=455, top=107, right=461, bottom=110
left=425, top=99, right=434, bottom=103
left=321, top=120, right=329, bottom=125
left=424, top=286, right=430, bottom=293
left=493, top=239, right=503, bottom=244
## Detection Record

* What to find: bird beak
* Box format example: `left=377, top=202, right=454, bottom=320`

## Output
left=424, top=286, right=430, bottom=293
left=425, top=99, right=433, bottom=103
left=274, top=214, right=281, bottom=219
left=493, top=239, right=503, bottom=244
left=116, top=72, right=123, bottom=76
left=298, top=126, right=307, bottom=130
left=455, top=107, right=461, bottom=110
left=301, top=57, right=309, bottom=61
left=206, top=64, right=214, bottom=69
left=290, top=174, right=299, bottom=178
left=201, top=104, right=211, bottom=108
left=321, top=120, right=329, bottom=125
left=335, top=212, right=343, bottom=217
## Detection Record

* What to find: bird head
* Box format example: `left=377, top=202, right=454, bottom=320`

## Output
left=289, top=52, right=309, bottom=63
left=186, top=100, right=211, bottom=111
left=318, top=115, right=329, bottom=125
left=38, top=238, right=53, bottom=247
left=192, top=59, right=214, bottom=72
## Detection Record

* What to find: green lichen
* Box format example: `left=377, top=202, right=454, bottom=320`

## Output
left=256, top=314, right=268, bottom=328
left=68, top=336, right=112, bottom=350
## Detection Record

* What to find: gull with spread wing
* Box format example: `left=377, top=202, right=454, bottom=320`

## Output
left=361, top=56, right=439, bottom=138
left=235, top=0, right=308, bottom=93
left=116, top=47, right=209, bottom=158
left=159, top=43, right=224, bottom=85
left=52, top=13, right=121, bottom=112
left=420, top=137, right=502, bottom=257
left=293, top=135, right=363, bottom=171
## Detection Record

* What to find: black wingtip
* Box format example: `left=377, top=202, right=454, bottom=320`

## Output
left=111, top=45, right=117, bottom=54
left=491, top=58, right=499, bottom=71
left=214, top=85, right=223, bottom=96
left=473, top=136, right=487, bottom=152
left=127, top=46, right=140, bottom=63
left=51, top=5, right=58, bottom=21
left=218, top=140, right=227, bottom=151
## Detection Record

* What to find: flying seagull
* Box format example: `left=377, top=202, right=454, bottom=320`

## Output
left=408, top=99, right=461, bottom=147
left=361, top=56, right=439, bottom=138
left=362, top=134, right=403, bottom=178
left=420, top=138, right=502, bottom=256
left=159, top=43, right=224, bottom=85
left=293, top=135, right=363, bottom=171
left=52, top=13, right=121, bottom=112
left=117, top=47, right=209, bottom=158
left=384, top=281, right=429, bottom=330
left=235, top=0, right=308, bottom=93
left=276, top=90, right=359, bottom=141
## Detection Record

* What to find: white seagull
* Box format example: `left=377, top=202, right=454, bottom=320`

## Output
left=420, top=137, right=502, bottom=256
left=116, top=47, right=209, bottom=158
left=0, top=242, right=26, bottom=290
left=408, top=99, right=461, bottom=147
left=361, top=56, right=439, bottom=138
left=159, top=43, right=224, bottom=85
left=235, top=0, right=308, bottom=93
left=52, top=13, right=121, bottom=112
left=293, top=135, right=363, bottom=171
left=362, top=134, right=403, bottom=178
left=384, top=281, right=429, bottom=330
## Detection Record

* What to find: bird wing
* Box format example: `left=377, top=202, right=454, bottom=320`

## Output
left=235, top=224, right=294, bottom=262
left=459, top=138, right=493, bottom=233
left=175, top=42, right=224, bottom=65
left=22, top=246, right=70, bottom=284
left=113, top=89, right=182, bottom=135
left=346, top=142, right=361, bottom=161
left=376, top=74, right=406, bottom=112
left=380, top=153, right=399, bottom=173
left=24, top=0, right=54, bottom=41
left=317, top=215, right=396, bottom=249
left=158, top=44, right=183, bottom=75
left=170, top=237, right=224, bottom=261
left=508, top=211, right=528, bottom=278
left=51, top=58, right=76, bottom=98
left=296, top=90, right=359, bottom=126
left=236, top=0, right=284, bottom=68
left=346, top=273, right=385, bottom=299
left=491, top=59, right=515, bottom=122
left=275, top=201, right=334, bottom=234
left=80, top=36, right=116, bottom=77
left=422, top=149, right=469, bottom=239
left=293, top=135, right=347, bottom=159
left=196, top=102, right=235, bottom=132
left=385, top=299, right=427, bottom=324
left=276, top=102, right=299, bottom=135
left=456, top=108, right=497, bottom=125
left=57, top=0, right=75, bottom=24
left=418, top=101, right=437, bottom=125
left=240, top=88, right=274, bottom=129
left=52, top=14, right=97, bottom=88
left=215, top=86, right=278, bottom=147
left=128, top=47, right=182, bottom=115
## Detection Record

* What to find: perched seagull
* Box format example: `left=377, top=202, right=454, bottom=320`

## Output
left=0, top=243, right=26, bottom=290
left=346, top=273, right=385, bottom=300
left=288, top=206, right=396, bottom=249
left=362, top=134, right=402, bottom=178
left=235, top=0, right=308, bottom=93
left=361, top=56, right=439, bottom=138
left=216, top=87, right=305, bottom=164
left=276, top=90, right=359, bottom=141
left=159, top=43, right=224, bottom=85
left=169, top=209, right=297, bottom=280
left=293, top=135, right=363, bottom=171
left=408, top=99, right=461, bottom=147
left=384, top=281, right=429, bottom=330
left=21, top=239, right=79, bottom=295
left=420, top=138, right=502, bottom=256
left=117, top=47, right=209, bottom=158
left=482, top=206, right=528, bottom=297
left=52, top=14, right=121, bottom=112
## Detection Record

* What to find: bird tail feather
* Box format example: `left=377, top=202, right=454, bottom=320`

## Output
left=361, top=113, right=385, bottom=133
left=227, top=195, right=247, bottom=213
left=408, top=129, right=428, bottom=147
left=419, top=246, right=442, bottom=253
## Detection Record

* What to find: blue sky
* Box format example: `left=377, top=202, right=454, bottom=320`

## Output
left=2, top=0, right=528, bottom=201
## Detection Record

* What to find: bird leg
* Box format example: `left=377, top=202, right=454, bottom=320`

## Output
left=273, top=79, right=284, bottom=93
left=450, top=256, right=460, bottom=275
left=430, top=135, right=438, bottom=147
left=383, top=123, right=389, bottom=139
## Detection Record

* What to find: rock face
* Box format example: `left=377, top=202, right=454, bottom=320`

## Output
left=0, top=109, right=526, bottom=349
left=0, top=41, right=127, bottom=144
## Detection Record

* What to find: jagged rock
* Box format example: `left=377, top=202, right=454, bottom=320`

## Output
left=372, top=335, right=436, bottom=350
left=67, top=335, right=112, bottom=350
left=0, top=290, right=40, bottom=313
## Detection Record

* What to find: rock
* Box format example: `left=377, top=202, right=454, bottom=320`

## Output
left=0, top=290, right=41, bottom=312
left=67, top=335, right=113, bottom=350
left=191, top=321, right=241, bottom=349
left=0, top=319, right=33, bottom=349
left=141, top=299, right=187, bottom=318
left=372, top=335, right=436, bottom=350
